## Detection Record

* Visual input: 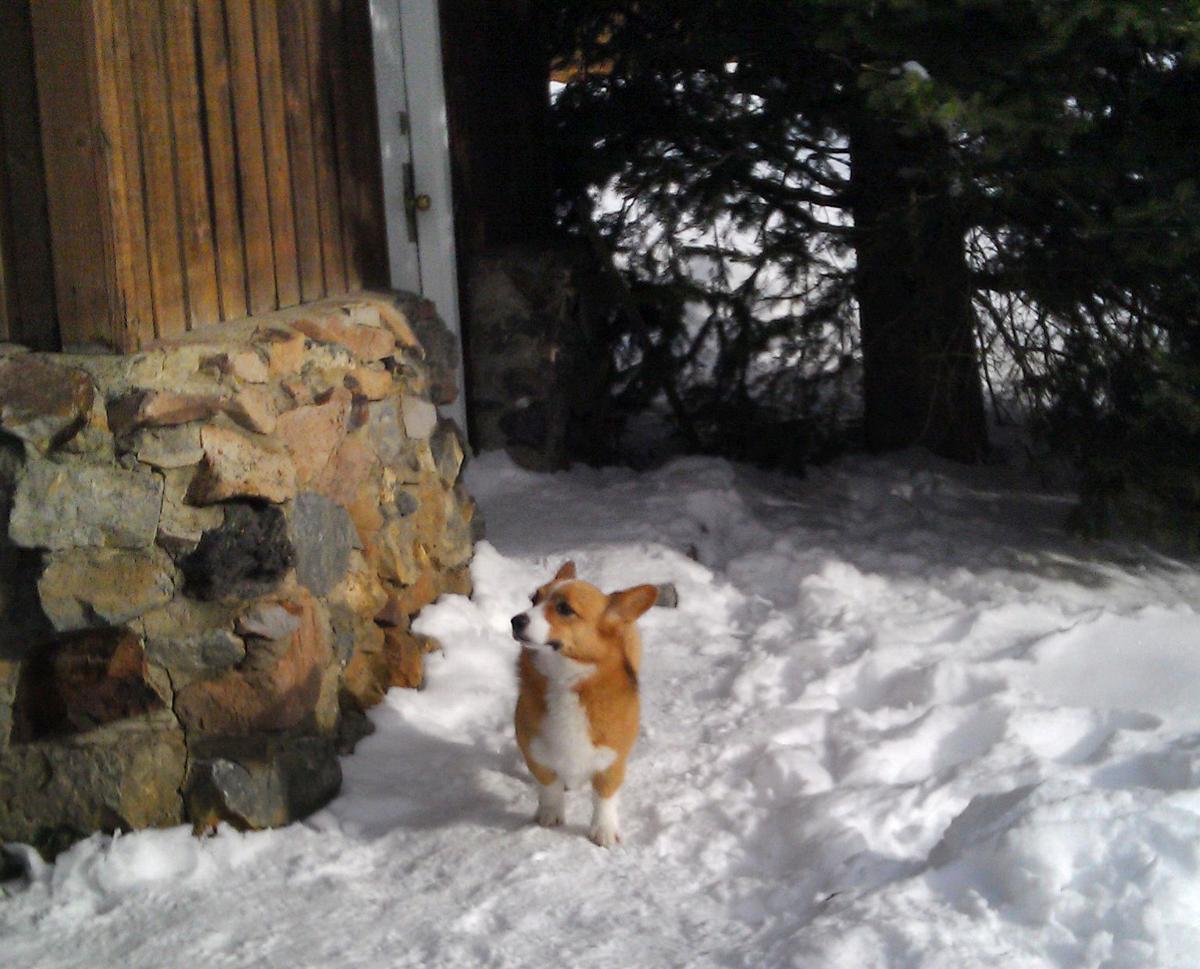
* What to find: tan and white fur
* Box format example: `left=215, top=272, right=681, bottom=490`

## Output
left=510, top=562, right=657, bottom=847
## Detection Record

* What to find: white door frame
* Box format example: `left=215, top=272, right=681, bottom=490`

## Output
left=369, top=0, right=467, bottom=433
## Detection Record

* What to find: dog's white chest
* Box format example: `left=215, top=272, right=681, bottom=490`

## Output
left=530, top=685, right=616, bottom=789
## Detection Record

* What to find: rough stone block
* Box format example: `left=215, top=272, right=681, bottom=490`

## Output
left=290, top=492, right=358, bottom=596
left=275, top=389, right=351, bottom=486
left=401, top=395, right=438, bottom=440
left=343, top=366, right=394, bottom=401
left=254, top=327, right=307, bottom=376
left=0, top=711, right=185, bottom=858
left=141, top=596, right=243, bottom=683
left=157, top=468, right=225, bottom=555
left=0, top=356, right=96, bottom=454
left=184, top=734, right=341, bottom=831
left=10, top=628, right=164, bottom=742
left=107, top=390, right=222, bottom=436
left=173, top=592, right=331, bottom=736
left=207, top=348, right=269, bottom=384
left=314, top=434, right=377, bottom=509
left=9, top=460, right=163, bottom=550
left=291, top=315, right=396, bottom=363
left=132, top=424, right=205, bottom=469
left=364, top=399, right=407, bottom=465
left=430, top=421, right=465, bottom=483
left=188, top=424, right=296, bottom=504
left=236, top=602, right=301, bottom=641
left=221, top=386, right=277, bottom=435
left=180, top=503, right=295, bottom=602
left=145, top=629, right=245, bottom=683
left=39, top=547, right=174, bottom=631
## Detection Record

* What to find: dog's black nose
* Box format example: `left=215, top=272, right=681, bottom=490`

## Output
left=511, top=614, right=529, bottom=637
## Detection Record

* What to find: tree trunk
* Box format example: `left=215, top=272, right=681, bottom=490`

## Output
left=848, top=115, right=987, bottom=462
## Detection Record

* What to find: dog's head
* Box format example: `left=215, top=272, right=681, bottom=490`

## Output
left=510, top=561, right=657, bottom=667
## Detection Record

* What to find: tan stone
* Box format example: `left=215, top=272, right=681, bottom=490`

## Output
left=174, top=591, right=332, bottom=735
left=374, top=301, right=423, bottom=351
left=327, top=552, right=389, bottom=620
left=346, top=481, right=386, bottom=545
left=158, top=468, right=224, bottom=551
left=314, top=434, right=377, bottom=507
left=133, top=424, right=205, bottom=468
left=254, top=326, right=307, bottom=376
left=281, top=376, right=313, bottom=406
left=344, top=366, right=394, bottom=401
left=275, top=389, right=351, bottom=486
left=222, top=386, right=277, bottom=434
left=39, top=547, right=175, bottom=631
left=0, top=356, right=96, bottom=453
left=369, top=515, right=422, bottom=585
left=188, top=424, right=297, bottom=504
left=291, top=315, right=396, bottom=363
left=209, top=348, right=269, bottom=383
left=383, top=628, right=435, bottom=689
left=108, top=390, right=222, bottom=436
left=342, top=646, right=389, bottom=711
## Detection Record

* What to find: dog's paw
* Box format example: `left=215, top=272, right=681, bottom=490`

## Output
left=588, top=823, right=621, bottom=848
left=535, top=804, right=565, bottom=827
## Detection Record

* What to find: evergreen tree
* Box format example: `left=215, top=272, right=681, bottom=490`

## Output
left=549, top=1, right=1200, bottom=532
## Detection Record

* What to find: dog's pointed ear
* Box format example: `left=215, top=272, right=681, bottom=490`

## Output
left=553, top=561, right=576, bottom=582
left=606, top=584, right=658, bottom=622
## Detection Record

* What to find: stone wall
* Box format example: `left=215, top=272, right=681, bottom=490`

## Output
left=0, top=292, right=478, bottom=857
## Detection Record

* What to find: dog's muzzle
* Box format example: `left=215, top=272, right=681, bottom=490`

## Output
left=511, top=613, right=529, bottom=641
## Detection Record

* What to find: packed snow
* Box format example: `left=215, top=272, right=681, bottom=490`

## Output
left=4, top=450, right=1200, bottom=968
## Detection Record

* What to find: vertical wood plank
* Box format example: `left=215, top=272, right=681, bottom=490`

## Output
left=0, top=0, right=59, bottom=349
left=302, top=0, right=347, bottom=294
left=324, top=0, right=359, bottom=290
left=105, top=0, right=156, bottom=347
left=253, top=0, right=300, bottom=308
left=127, top=0, right=188, bottom=337
left=197, top=0, right=248, bottom=320
left=31, top=0, right=113, bottom=347
left=335, top=0, right=388, bottom=289
left=0, top=137, right=13, bottom=340
left=277, top=4, right=325, bottom=302
left=162, top=0, right=220, bottom=329
left=225, top=0, right=277, bottom=315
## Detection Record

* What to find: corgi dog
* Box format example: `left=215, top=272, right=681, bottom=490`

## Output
left=510, top=562, right=658, bottom=847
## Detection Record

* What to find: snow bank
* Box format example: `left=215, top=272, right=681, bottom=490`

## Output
left=4, top=449, right=1200, bottom=969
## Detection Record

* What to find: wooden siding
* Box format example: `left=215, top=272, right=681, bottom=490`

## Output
left=16, top=0, right=386, bottom=352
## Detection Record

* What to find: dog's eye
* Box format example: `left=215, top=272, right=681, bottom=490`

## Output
left=530, top=593, right=541, bottom=605
left=555, top=600, right=574, bottom=618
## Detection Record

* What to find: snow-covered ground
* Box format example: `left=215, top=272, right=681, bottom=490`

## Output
left=5, top=451, right=1200, bottom=968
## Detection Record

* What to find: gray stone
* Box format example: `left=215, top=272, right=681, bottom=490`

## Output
left=430, top=421, right=466, bottom=483
left=364, top=399, right=407, bottom=464
left=145, top=629, right=245, bottom=682
left=236, top=602, right=302, bottom=641
left=132, top=424, right=205, bottom=469
left=0, top=711, right=186, bottom=858
left=141, top=596, right=243, bottom=683
left=400, top=396, right=438, bottom=440
left=38, top=547, right=175, bottom=631
left=157, top=469, right=224, bottom=555
left=289, top=492, right=357, bottom=596
left=9, top=459, right=163, bottom=550
left=184, top=734, right=342, bottom=830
